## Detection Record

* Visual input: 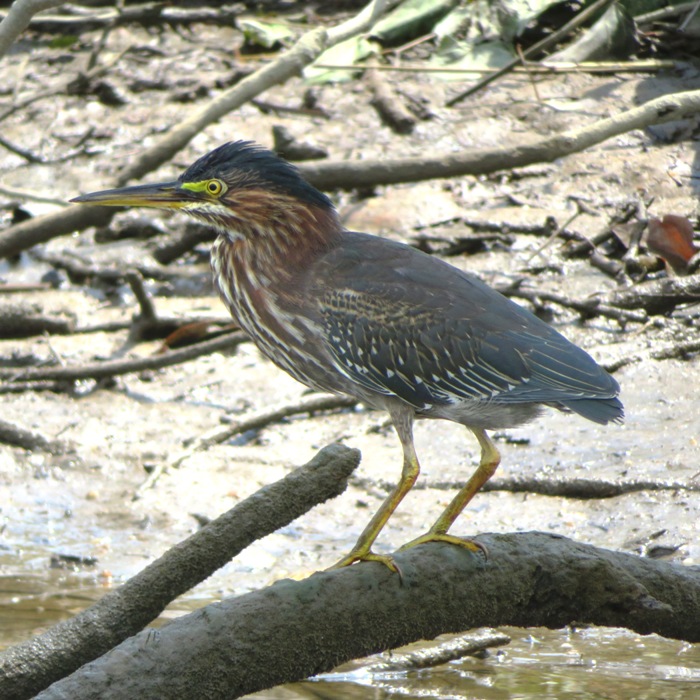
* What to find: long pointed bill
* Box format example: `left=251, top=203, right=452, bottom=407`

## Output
left=70, top=181, right=193, bottom=210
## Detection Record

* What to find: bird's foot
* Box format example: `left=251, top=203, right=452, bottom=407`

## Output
left=327, top=548, right=400, bottom=574
left=398, top=532, right=488, bottom=558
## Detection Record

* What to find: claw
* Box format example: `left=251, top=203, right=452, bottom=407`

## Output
left=327, top=549, right=402, bottom=576
left=399, top=532, right=488, bottom=559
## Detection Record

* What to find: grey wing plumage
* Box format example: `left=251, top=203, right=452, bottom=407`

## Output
left=314, top=233, right=623, bottom=425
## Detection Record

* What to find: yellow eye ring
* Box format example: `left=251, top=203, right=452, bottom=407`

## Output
left=206, top=179, right=224, bottom=196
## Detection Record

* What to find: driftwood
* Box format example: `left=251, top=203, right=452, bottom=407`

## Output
left=16, top=532, right=700, bottom=700
left=0, top=444, right=362, bottom=700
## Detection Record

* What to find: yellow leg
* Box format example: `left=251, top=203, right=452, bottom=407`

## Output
left=329, top=410, right=419, bottom=573
left=400, top=428, right=500, bottom=555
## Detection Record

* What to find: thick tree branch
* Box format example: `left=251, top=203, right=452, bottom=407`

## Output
left=26, top=533, right=700, bottom=699
left=0, top=444, right=362, bottom=700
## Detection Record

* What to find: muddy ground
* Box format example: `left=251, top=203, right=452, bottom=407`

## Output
left=0, top=8, right=699, bottom=696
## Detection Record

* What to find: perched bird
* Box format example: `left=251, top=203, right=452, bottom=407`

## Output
left=72, top=141, right=623, bottom=571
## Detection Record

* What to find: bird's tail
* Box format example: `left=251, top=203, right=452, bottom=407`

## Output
left=561, top=397, right=624, bottom=425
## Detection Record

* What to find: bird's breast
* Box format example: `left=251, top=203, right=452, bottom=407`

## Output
left=210, top=237, right=352, bottom=394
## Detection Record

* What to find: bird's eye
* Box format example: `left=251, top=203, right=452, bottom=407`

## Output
left=206, top=179, right=223, bottom=196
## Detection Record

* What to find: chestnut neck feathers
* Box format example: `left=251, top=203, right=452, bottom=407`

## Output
left=184, top=141, right=343, bottom=267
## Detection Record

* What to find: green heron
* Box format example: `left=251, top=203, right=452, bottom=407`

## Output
left=72, top=141, right=623, bottom=571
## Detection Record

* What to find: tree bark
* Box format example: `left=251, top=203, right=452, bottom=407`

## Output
left=28, top=532, right=700, bottom=700
left=0, top=444, right=362, bottom=700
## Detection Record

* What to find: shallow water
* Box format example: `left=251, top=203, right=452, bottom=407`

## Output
left=2, top=552, right=699, bottom=699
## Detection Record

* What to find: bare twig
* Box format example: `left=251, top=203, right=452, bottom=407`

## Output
left=0, top=184, right=67, bottom=206
left=366, top=629, right=511, bottom=671
left=312, top=60, right=678, bottom=74
left=607, top=338, right=700, bottom=372
left=0, top=5, right=242, bottom=29
left=0, top=133, right=47, bottom=163
left=354, top=474, right=700, bottom=499
left=525, top=206, right=585, bottom=264
left=135, top=394, right=358, bottom=495
left=635, top=1, right=699, bottom=24
left=174, top=394, right=359, bottom=467
left=501, top=287, right=648, bottom=324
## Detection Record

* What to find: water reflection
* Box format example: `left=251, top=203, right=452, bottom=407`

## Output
left=262, top=628, right=699, bottom=700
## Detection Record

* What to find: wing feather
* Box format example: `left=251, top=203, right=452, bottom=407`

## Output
left=311, top=233, right=621, bottom=421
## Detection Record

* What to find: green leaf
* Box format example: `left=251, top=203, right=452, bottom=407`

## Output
left=371, top=0, right=460, bottom=44
left=431, top=35, right=515, bottom=80
left=49, top=35, right=79, bottom=49
left=237, top=18, right=293, bottom=49
left=304, top=37, right=378, bottom=84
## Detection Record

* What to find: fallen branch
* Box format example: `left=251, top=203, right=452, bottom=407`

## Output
left=3, top=87, right=699, bottom=262
left=177, top=394, right=359, bottom=462
left=0, top=331, right=248, bottom=382
left=0, top=418, right=70, bottom=454
left=22, top=533, right=700, bottom=699
left=295, top=88, right=700, bottom=189
left=607, top=338, right=700, bottom=372
left=33, top=250, right=201, bottom=284
left=0, top=0, right=65, bottom=59
left=367, top=62, right=416, bottom=134
left=0, top=444, right=362, bottom=700
left=0, top=0, right=389, bottom=259
left=502, top=287, right=648, bottom=324
left=152, top=225, right=216, bottom=265
left=354, top=474, right=700, bottom=499
left=317, top=59, right=679, bottom=75
left=604, top=273, right=700, bottom=315
left=2, top=4, right=241, bottom=29
left=0, top=302, right=76, bottom=338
